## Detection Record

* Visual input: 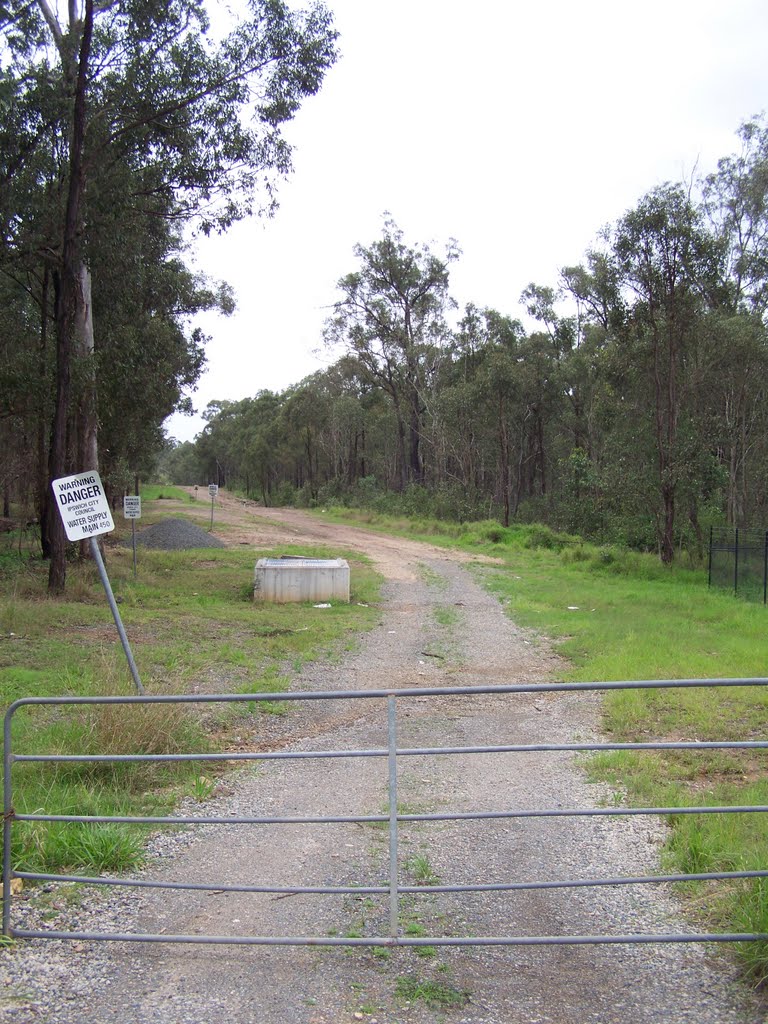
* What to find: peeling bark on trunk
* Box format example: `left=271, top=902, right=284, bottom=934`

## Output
left=75, top=260, right=98, bottom=559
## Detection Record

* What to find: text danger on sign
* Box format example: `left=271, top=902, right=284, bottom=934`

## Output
left=124, top=496, right=141, bottom=519
left=52, top=471, right=115, bottom=541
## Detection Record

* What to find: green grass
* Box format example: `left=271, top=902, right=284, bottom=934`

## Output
left=406, top=852, right=440, bottom=887
left=139, top=484, right=191, bottom=502
left=479, top=546, right=768, bottom=984
left=316, top=506, right=768, bottom=984
left=416, top=562, right=448, bottom=591
left=0, top=503, right=381, bottom=877
left=433, top=604, right=459, bottom=628
left=394, top=973, right=470, bottom=1008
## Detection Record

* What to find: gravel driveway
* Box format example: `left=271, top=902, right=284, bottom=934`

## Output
left=1, top=502, right=765, bottom=1023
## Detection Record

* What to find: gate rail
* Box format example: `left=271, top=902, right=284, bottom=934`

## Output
left=3, top=679, right=768, bottom=947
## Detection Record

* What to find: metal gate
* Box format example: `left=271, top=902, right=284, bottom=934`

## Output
left=3, top=680, right=768, bottom=947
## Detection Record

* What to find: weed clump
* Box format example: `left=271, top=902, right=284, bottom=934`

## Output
left=395, top=974, right=470, bottom=1009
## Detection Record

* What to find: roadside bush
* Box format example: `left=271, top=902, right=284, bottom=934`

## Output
left=483, top=524, right=506, bottom=544
left=271, top=481, right=297, bottom=507
left=561, top=544, right=591, bottom=564
left=350, top=475, right=381, bottom=509
left=523, top=523, right=578, bottom=551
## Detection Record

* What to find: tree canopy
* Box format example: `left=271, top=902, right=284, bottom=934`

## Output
left=1, top=0, right=338, bottom=588
left=167, top=121, right=768, bottom=562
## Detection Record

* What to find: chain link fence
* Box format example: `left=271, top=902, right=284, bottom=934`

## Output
left=709, top=527, right=768, bottom=604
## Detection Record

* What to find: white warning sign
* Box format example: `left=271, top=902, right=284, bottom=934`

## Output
left=52, top=471, right=115, bottom=541
left=123, top=495, right=142, bottom=519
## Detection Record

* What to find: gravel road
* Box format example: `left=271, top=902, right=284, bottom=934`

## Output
left=1, top=500, right=765, bottom=1023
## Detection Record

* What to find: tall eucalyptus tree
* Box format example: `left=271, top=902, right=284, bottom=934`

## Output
left=1, top=0, right=338, bottom=589
left=611, top=185, right=718, bottom=561
left=325, top=219, right=459, bottom=490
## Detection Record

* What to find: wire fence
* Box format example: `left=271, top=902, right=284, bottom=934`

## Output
left=709, top=527, right=768, bottom=603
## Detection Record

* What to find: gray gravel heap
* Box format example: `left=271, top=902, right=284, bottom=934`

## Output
left=127, top=517, right=225, bottom=550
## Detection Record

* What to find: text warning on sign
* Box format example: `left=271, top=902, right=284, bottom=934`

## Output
left=52, top=471, right=115, bottom=541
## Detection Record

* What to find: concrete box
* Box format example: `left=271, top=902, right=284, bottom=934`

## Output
left=254, top=557, right=350, bottom=604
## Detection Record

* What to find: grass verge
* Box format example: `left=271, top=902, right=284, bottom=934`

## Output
left=1, top=506, right=380, bottom=877
left=316, top=506, right=768, bottom=985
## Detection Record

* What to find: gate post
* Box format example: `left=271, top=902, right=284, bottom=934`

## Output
left=3, top=707, right=14, bottom=937
left=387, top=694, right=399, bottom=941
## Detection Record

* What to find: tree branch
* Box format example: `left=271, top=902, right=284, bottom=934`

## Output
left=35, top=0, right=64, bottom=55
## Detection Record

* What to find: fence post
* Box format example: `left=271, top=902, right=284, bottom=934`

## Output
left=734, top=527, right=739, bottom=597
left=387, top=694, right=399, bottom=941
left=707, top=526, right=713, bottom=589
left=764, top=532, right=768, bottom=606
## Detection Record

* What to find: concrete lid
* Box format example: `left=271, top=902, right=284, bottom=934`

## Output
left=256, top=558, right=349, bottom=569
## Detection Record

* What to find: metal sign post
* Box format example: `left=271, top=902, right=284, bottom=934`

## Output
left=123, top=494, right=141, bottom=578
left=208, top=483, right=219, bottom=531
left=52, top=471, right=144, bottom=694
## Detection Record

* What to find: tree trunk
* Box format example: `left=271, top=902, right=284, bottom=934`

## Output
left=497, top=395, right=510, bottom=527
left=38, top=268, right=51, bottom=558
left=47, top=270, right=74, bottom=592
left=391, top=397, right=407, bottom=492
left=660, top=485, right=675, bottom=564
left=689, top=503, right=704, bottom=562
left=408, top=400, right=422, bottom=485
left=75, top=261, right=98, bottom=560
left=47, top=1, right=95, bottom=593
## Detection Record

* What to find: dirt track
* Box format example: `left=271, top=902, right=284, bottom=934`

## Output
left=1, top=495, right=764, bottom=1024
left=181, top=489, right=500, bottom=580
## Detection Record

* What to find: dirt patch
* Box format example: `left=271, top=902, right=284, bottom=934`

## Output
left=155, top=489, right=500, bottom=581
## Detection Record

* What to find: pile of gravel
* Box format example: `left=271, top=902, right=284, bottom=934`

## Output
left=127, top=517, right=225, bottom=550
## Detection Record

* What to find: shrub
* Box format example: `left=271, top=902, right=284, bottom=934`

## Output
left=561, top=544, right=591, bottom=564
left=272, top=481, right=297, bottom=507
left=524, top=524, right=561, bottom=551
left=484, top=526, right=505, bottom=544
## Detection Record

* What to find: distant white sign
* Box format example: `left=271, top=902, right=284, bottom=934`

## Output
left=123, top=495, right=142, bottom=519
left=52, top=471, right=114, bottom=541
left=208, top=483, right=219, bottom=497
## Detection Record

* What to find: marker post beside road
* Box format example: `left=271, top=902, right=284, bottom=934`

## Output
left=208, top=483, right=219, bottom=531
left=123, top=495, right=141, bottom=577
left=52, top=472, right=144, bottom=695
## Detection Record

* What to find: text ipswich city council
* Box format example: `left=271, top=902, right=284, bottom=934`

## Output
left=57, top=474, right=111, bottom=534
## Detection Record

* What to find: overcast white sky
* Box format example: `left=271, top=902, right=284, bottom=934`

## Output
left=165, top=0, right=768, bottom=443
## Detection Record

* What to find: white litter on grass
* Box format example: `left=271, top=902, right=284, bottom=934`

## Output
left=313, top=603, right=332, bottom=608
left=567, top=606, right=579, bottom=610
